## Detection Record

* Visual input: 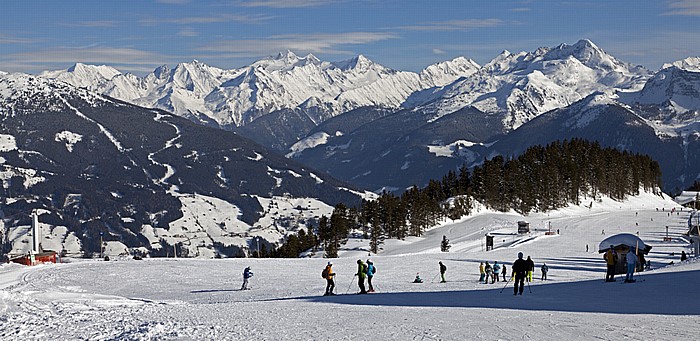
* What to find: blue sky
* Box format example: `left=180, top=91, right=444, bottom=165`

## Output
left=1, top=0, right=699, bottom=74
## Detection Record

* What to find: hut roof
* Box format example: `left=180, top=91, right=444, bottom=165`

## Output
left=598, top=233, right=652, bottom=254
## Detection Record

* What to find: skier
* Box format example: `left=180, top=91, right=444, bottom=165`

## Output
left=479, top=262, right=485, bottom=283
left=541, top=263, right=549, bottom=280
left=492, top=261, right=501, bottom=282
left=323, top=262, right=336, bottom=296
left=366, top=259, right=376, bottom=292
left=413, top=273, right=424, bottom=283
left=356, top=259, right=368, bottom=294
left=241, top=266, right=253, bottom=290
left=484, top=261, right=492, bottom=284
left=502, top=264, right=507, bottom=282
left=604, top=245, right=617, bottom=282
left=681, top=251, right=687, bottom=262
left=439, top=261, right=447, bottom=283
left=512, top=252, right=528, bottom=295
left=525, top=256, right=535, bottom=282
left=625, top=248, right=638, bottom=283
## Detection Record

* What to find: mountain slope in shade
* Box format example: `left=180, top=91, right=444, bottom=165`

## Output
left=0, top=72, right=363, bottom=258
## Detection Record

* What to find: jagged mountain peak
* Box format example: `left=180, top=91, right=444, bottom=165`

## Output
left=333, top=54, right=386, bottom=72
left=65, top=62, right=121, bottom=78
left=275, top=50, right=299, bottom=62
left=662, top=57, right=700, bottom=72
left=39, top=63, right=122, bottom=90
left=153, top=64, right=171, bottom=79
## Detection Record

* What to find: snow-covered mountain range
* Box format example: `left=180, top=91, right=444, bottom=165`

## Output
left=14, top=39, right=700, bottom=193
left=289, top=43, right=700, bottom=192
left=39, top=52, right=480, bottom=128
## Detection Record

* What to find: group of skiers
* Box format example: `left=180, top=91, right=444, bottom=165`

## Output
left=479, top=256, right=548, bottom=285
left=239, top=253, right=551, bottom=295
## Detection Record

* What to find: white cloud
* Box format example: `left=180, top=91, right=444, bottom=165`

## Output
left=178, top=27, right=199, bottom=37
left=1, top=46, right=173, bottom=74
left=157, top=0, right=190, bottom=4
left=0, top=34, right=34, bottom=44
left=197, top=32, right=397, bottom=56
left=432, top=48, right=447, bottom=55
left=663, top=0, right=700, bottom=16
left=140, top=13, right=272, bottom=25
left=510, top=7, right=531, bottom=12
left=61, top=21, right=120, bottom=28
left=399, top=19, right=503, bottom=31
left=237, top=0, right=335, bottom=8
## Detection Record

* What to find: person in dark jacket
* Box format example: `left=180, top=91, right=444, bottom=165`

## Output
left=681, top=251, right=687, bottom=262
left=512, top=252, right=528, bottom=295
left=541, top=263, right=549, bottom=280
left=525, top=256, right=535, bottom=282
left=241, top=266, right=253, bottom=290
left=439, top=261, right=447, bottom=283
left=502, top=264, right=508, bottom=282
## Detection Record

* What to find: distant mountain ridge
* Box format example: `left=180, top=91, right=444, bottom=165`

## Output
left=38, top=52, right=480, bottom=128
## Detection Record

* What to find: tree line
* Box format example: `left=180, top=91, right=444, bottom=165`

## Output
left=274, top=139, right=662, bottom=257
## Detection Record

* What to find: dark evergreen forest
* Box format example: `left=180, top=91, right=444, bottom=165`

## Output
left=275, top=139, right=663, bottom=257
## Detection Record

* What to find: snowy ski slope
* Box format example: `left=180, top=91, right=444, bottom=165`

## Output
left=1, top=191, right=699, bottom=340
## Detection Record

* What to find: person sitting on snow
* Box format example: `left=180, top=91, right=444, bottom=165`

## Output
left=413, top=273, right=424, bottom=283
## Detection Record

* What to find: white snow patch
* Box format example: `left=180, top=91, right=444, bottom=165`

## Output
left=287, top=132, right=330, bottom=158
left=0, top=134, right=17, bottom=152
left=54, top=131, right=83, bottom=152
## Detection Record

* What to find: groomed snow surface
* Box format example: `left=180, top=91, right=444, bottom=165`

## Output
left=2, top=192, right=700, bottom=340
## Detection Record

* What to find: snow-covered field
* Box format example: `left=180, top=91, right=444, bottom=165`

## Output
left=2, top=192, right=700, bottom=340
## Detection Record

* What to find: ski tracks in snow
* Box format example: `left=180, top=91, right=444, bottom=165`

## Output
left=149, top=113, right=181, bottom=193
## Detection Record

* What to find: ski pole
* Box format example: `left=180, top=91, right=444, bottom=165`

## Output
left=499, top=275, right=513, bottom=293
left=526, top=276, right=533, bottom=294
left=431, top=272, right=440, bottom=283
left=345, top=274, right=356, bottom=294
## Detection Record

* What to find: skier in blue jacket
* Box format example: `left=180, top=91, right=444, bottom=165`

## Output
left=366, top=260, right=376, bottom=292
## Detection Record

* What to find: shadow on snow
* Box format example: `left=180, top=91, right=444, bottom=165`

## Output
left=258, top=269, right=700, bottom=316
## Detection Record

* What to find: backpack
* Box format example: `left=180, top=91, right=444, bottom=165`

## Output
left=362, top=263, right=368, bottom=274
left=322, top=268, right=329, bottom=279
left=372, top=266, right=377, bottom=274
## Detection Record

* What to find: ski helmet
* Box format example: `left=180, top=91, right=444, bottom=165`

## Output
left=327, top=261, right=332, bottom=266
left=518, top=252, right=523, bottom=259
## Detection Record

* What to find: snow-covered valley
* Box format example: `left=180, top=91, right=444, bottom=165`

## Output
left=2, top=192, right=698, bottom=340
